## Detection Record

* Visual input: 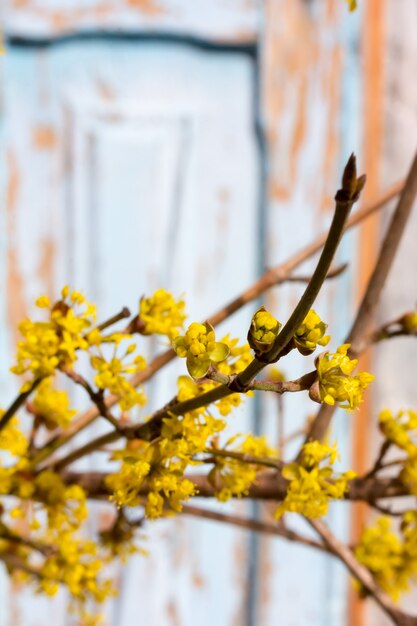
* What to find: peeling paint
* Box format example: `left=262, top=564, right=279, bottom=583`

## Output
left=38, top=238, right=55, bottom=297
left=32, top=125, right=57, bottom=150
left=125, top=0, right=166, bottom=17
left=6, top=151, right=26, bottom=334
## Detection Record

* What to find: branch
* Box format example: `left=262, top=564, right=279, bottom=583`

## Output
left=179, top=504, right=330, bottom=554
left=307, top=518, right=417, bottom=626
left=304, top=151, right=417, bottom=445
left=60, top=470, right=408, bottom=503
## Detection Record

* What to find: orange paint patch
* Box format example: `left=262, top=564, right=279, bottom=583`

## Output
left=6, top=151, right=27, bottom=333
left=38, top=238, right=55, bottom=297
left=320, top=46, right=342, bottom=212
left=96, top=79, right=115, bottom=102
left=269, top=181, right=290, bottom=201
left=126, top=0, right=165, bottom=16
left=33, top=125, right=57, bottom=150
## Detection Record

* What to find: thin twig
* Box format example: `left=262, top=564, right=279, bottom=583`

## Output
left=304, top=151, right=417, bottom=446
left=179, top=504, right=330, bottom=553
left=96, top=307, right=131, bottom=332
left=307, top=517, right=417, bottom=625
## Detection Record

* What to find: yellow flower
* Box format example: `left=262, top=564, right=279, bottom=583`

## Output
left=355, top=513, right=417, bottom=601
left=138, top=289, right=186, bottom=340
left=209, top=434, right=278, bottom=502
left=0, top=414, right=28, bottom=457
left=313, top=344, right=374, bottom=411
left=293, top=310, right=330, bottom=355
left=91, top=347, right=146, bottom=410
left=248, top=307, right=281, bottom=355
left=11, top=287, right=96, bottom=389
left=275, top=441, right=355, bottom=519
left=32, top=378, right=76, bottom=429
left=173, top=322, right=229, bottom=378
left=379, top=409, right=417, bottom=456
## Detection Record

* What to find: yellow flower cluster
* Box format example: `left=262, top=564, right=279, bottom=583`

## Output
left=379, top=409, right=417, bottom=455
left=209, top=434, right=278, bottom=502
left=11, top=287, right=96, bottom=390
left=40, top=533, right=114, bottom=604
left=248, top=307, right=281, bottom=355
left=173, top=322, right=230, bottom=378
left=0, top=414, right=28, bottom=457
left=355, top=513, right=417, bottom=600
left=139, top=289, right=186, bottom=340
left=91, top=347, right=146, bottom=411
left=294, top=310, right=330, bottom=355
left=314, top=344, right=374, bottom=411
left=275, top=441, right=355, bottom=519
left=32, top=378, right=76, bottom=429
left=106, top=370, right=230, bottom=517
left=379, top=409, right=417, bottom=495
left=106, top=440, right=197, bottom=519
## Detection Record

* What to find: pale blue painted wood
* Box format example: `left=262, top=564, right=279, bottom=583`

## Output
left=2, top=40, right=259, bottom=626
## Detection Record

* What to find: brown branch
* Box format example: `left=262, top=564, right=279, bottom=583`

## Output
left=304, top=152, right=417, bottom=446
left=179, top=504, right=330, bottom=553
left=307, top=517, right=417, bottom=626
left=61, top=470, right=408, bottom=503
left=283, top=262, right=348, bottom=283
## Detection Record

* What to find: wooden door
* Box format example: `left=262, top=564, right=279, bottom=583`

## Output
left=0, top=2, right=369, bottom=625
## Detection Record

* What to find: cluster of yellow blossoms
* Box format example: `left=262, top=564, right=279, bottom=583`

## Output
left=0, top=286, right=380, bottom=624
left=173, top=321, right=230, bottom=378
left=138, top=289, right=186, bottom=340
left=275, top=441, right=356, bottom=519
left=107, top=334, right=253, bottom=518
left=355, top=512, right=417, bottom=600
left=32, top=378, right=76, bottom=429
left=313, top=344, right=374, bottom=411
left=208, top=434, right=278, bottom=502
left=11, top=288, right=96, bottom=390
left=379, top=409, right=417, bottom=495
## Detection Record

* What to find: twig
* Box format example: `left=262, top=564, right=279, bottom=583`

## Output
left=231, top=154, right=365, bottom=389
left=304, top=151, right=417, bottom=446
left=307, top=517, right=417, bottom=626
left=249, top=371, right=316, bottom=393
left=96, top=307, right=131, bottom=332
left=363, top=440, right=391, bottom=479
left=205, top=448, right=283, bottom=470
left=179, top=504, right=330, bottom=554
left=61, top=367, right=121, bottom=431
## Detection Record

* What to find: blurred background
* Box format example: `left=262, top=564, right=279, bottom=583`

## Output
left=0, top=1, right=416, bottom=625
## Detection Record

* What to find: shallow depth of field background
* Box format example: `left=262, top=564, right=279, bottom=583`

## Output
left=1, top=1, right=417, bottom=625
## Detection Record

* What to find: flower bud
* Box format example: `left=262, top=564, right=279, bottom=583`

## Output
left=248, top=307, right=281, bottom=356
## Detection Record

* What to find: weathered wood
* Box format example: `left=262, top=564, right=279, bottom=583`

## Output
left=1, top=40, right=259, bottom=626
left=4, top=0, right=259, bottom=43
